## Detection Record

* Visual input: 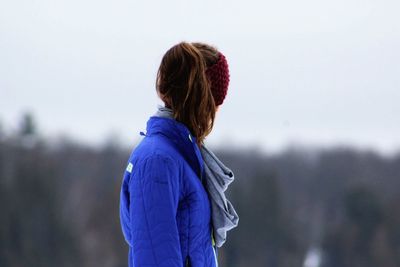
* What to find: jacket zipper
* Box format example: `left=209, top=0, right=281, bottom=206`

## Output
left=212, top=245, right=218, bottom=267
left=211, top=227, right=218, bottom=266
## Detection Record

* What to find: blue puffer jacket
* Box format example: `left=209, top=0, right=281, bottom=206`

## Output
left=119, top=115, right=219, bottom=267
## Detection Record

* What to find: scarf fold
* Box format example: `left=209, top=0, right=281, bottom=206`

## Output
left=154, top=104, right=239, bottom=248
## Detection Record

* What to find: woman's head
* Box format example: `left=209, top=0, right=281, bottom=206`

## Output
left=156, top=41, right=230, bottom=147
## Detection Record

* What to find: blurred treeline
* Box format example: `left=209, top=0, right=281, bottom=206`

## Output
left=1, top=113, right=400, bottom=267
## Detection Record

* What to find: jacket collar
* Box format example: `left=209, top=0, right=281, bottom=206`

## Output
left=144, top=116, right=204, bottom=181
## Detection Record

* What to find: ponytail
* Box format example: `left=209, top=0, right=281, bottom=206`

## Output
left=156, top=41, right=217, bottom=147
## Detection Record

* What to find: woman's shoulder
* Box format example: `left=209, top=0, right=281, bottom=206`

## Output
left=133, top=134, right=171, bottom=154
left=126, top=149, right=182, bottom=191
left=127, top=137, right=181, bottom=171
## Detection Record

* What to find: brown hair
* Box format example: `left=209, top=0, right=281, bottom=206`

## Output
left=156, top=41, right=220, bottom=147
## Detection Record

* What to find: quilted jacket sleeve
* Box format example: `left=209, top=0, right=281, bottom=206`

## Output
left=129, top=154, right=183, bottom=267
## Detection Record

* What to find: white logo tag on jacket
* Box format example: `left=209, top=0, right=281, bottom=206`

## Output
left=126, top=163, right=133, bottom=173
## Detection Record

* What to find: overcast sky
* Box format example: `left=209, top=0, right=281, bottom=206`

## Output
left=1, top=0, right=399, bottom=155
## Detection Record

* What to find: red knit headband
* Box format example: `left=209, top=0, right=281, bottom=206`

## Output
left=205, top=51, right=230, bottom=106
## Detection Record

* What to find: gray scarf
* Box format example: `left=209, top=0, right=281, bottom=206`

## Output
left=154, top=104, right=239, bottom=248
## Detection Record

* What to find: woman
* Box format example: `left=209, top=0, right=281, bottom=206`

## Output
left=119, top=41, right=239, bottom=267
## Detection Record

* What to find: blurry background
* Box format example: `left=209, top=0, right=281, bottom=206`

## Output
left=1, top=0, right=399, bottom=266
